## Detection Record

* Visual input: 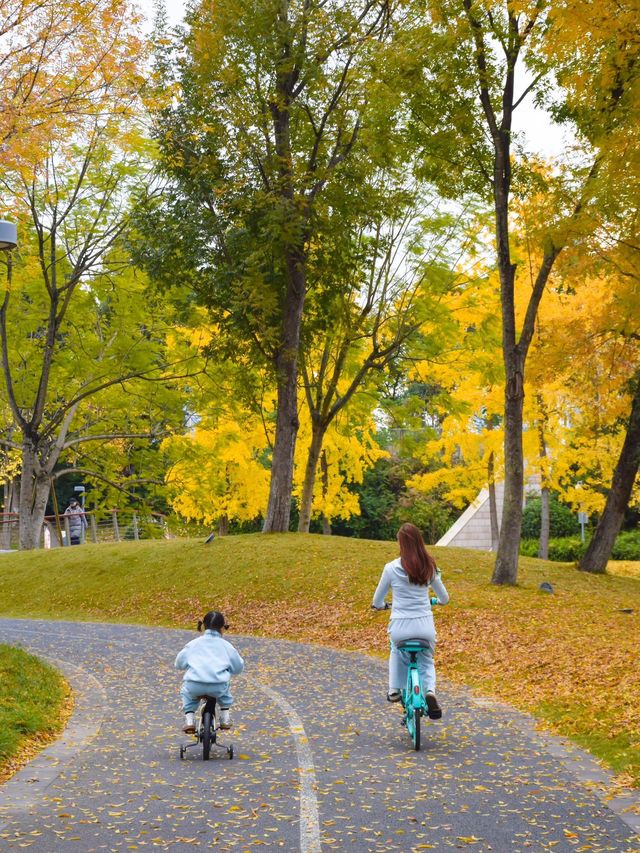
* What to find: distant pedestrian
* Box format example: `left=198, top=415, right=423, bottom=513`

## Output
left=64, top=497, right=87, bottom=545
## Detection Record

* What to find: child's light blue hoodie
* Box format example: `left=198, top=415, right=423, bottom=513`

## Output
left=175, top=630, right=244, bottom=684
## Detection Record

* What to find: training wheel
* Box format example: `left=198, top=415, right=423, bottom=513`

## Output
left=179, top=746, right=185, bottom=760
left=228, top=745, right=234, bottom=760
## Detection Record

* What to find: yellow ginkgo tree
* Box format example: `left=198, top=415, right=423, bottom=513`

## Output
left=164, top=413, right=272, bottom=535
left=293, top=393, right=386, bottom=533
left=407, top=259, right=506, bottom=548
left=529, top=259, right=640, bottom=572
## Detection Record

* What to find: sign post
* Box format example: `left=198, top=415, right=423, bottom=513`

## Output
left=577, top=511, right=588, bottom=543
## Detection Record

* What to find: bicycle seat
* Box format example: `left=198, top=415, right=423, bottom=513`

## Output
left=397, top=638, right=431, bottom=650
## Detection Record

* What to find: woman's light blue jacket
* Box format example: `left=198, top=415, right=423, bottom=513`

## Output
left=372, top=558, right=449, bottom=618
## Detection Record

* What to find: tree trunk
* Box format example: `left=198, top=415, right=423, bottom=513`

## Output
left=263, top=250, right=307, bottom=533
left=262, top=359, right=299, bottom=533
left=320, top=451, right=332, bottom=535
left=487, top=451, right=499, bottom=551
left=1, top=483, right=9, bottom=550
left=539, top=487, right=550, bottom=560
left=18, top=442, right=51, bottom=550
left=218, top=515, right=229, bottom=536
left=297, top=423, right=325, bottom=533
left=536, top=396, right=550, bottom=560
left=492, top=352, right=524, bottom=584
left=262, top=23, right=307, bottom=534
left=1, top=477, right=18, bottom=549
left=579, top=380, right=640, bottom=574
left=490, top=90, right=524, bottom=584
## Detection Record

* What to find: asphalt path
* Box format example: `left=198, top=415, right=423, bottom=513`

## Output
left=0, top=619, right=638, bottom=852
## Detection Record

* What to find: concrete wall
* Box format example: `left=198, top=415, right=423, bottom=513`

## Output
left=436, top=477, right=541, bottom=552
left=436, top=484, right=504, bottom=551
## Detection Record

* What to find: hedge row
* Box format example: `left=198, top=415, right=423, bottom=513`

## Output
left=520, top=529, right=640, bottom=562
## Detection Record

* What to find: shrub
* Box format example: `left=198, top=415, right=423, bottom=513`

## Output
left=520, top=529, right=640, bottom=562
left=520, top=536, right=586, bottom=561
left=611, top=530, right=640, bottom=560
left=519, top=539, right=539, bottom=558
left=390, top=489, right=455, bottom=545
left=521, top=497, right=580, bottom=539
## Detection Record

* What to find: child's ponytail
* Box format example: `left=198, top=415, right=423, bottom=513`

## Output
left=198, top=610, right=228, bottom=632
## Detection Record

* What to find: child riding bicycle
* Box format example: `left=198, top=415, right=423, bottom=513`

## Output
left=175, top=610, right=244, bottom=733
left=372, top=523, right=449, bottom=719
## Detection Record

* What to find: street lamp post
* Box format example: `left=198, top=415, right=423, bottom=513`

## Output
left=0, top=220, right=17, bottom=546
left=0, top=221, right=18, bottom=251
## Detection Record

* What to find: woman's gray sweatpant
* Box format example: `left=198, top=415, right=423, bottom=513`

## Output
left=388, top=615, right=436, bottom=694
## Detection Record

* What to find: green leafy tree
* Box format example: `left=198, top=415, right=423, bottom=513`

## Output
left=521, top=497, right=579, bottom=540
left=296, top=184, right=460, bottom=531
left=0, top=119, right=194, bottom=548
left=139, top=0, right=401, bottom=532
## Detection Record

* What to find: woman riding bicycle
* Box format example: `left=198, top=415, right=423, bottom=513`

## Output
left=372, top=523, right=449, bottom=719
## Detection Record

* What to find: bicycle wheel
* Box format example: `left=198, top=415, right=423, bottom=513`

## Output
left=413, top=707, right=421, bottom=751
left=405, top=704, right=415, bottom=740
left=202, top=710, right=212, bottom=760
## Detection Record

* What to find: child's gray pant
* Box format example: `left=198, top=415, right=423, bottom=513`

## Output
left=388, top=616, right=437, bottom=694
left=180, top=680, right=233, bottom=712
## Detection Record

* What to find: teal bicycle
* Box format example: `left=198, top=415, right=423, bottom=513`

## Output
left=373, top=598, right=440, bottom=751
left=396, top=637, right=432, bottom=751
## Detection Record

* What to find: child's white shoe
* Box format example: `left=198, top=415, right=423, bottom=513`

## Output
left=182, top=712, right=195, bottom=733
left=219, top=708, right=232, bottom=729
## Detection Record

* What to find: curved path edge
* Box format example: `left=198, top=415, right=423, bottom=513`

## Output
left=352, top=644, right=640, bottom=836
left=349, top=646, right=640, bottom=836
left=0, top=654, right=107, bottom=829
left=465, top=690, right=640, bottom=834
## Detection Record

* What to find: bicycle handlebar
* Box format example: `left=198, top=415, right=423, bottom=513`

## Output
left=372, top=599, right=440, bottom=610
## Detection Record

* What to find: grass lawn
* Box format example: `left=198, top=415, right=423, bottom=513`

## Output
left=0, top=644, right=71, bottom=783
left=608, top=561, right=640, bottom=580
left=0, top=534, right=638, bottom=786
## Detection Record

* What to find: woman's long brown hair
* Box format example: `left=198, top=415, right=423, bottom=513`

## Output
left=398, top=523, right=436, bottom=585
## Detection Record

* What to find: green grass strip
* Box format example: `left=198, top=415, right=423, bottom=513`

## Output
left=0, top=644, right=68, bottom=772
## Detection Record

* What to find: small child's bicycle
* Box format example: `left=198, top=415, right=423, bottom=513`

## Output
left=179, top=696, right=234, bottom=761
